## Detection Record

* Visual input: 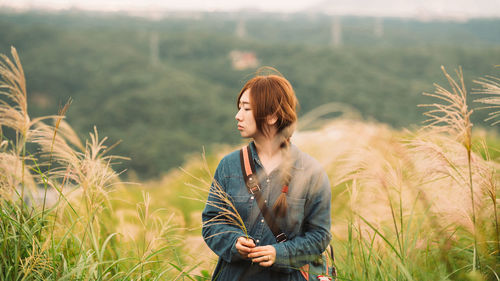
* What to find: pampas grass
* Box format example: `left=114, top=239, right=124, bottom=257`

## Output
left=0, top=47, right=197, bottom=280
left=419, top=65, right=482, bottom=270
left=182, top=149, right=250, bottom=240
left=474, top=68, right=500, bottom=262
left=474, top=74, right=500, bottom=125
left=293, top=119, right=499, bottom=280
left=2, top=45, right=499, bottom=280
left=288, top=65, right=498, bottom=279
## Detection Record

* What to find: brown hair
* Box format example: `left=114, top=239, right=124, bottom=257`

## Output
left=237, top=69, right=298, bottom=217
left=237, top=72, right=298, bottom=138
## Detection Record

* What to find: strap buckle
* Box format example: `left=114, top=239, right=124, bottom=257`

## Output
left=247, top=175, right=261, bottom=194
left=276, top=233, right=287, bottom=243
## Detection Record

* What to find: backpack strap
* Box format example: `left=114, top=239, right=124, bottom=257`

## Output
left=240, top=145, right=287, bottom=243
left=239, top=146, right=261, bottom=194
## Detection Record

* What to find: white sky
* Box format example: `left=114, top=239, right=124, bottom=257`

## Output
left=1, top=0, right=320, bottom=12
left=2, top=0, right=500, bottom=17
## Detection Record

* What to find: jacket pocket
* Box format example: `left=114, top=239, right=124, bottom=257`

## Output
left=231, top=195, right=251, bottom=229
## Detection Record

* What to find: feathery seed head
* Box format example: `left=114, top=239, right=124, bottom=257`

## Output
left=474, top=75, right=500, bottom=125
left=420, top=66, right=472, bottom=150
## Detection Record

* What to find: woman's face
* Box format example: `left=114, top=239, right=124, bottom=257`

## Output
left=235, top=89, right=259, bottom=139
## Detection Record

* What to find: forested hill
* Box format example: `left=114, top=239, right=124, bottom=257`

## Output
left=0, top=10, right=499, bottom=178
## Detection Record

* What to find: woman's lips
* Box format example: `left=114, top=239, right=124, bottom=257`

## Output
left=238, top=125, right=244, bottom=130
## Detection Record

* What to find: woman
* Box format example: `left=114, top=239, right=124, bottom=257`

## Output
left=202, top=69, right=332, bottom=280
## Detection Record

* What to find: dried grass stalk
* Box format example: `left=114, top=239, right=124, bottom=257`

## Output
left=473, top=75, right=500, bottom=125
left=419, top=66, right=472, bottom=150
left=0, top=47, right=29, bottom=136
left=418, top=65, right=479, bottom=269
left=182, top=150, right=249, bottom=240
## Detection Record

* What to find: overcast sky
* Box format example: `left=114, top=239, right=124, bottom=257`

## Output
left=2, top=0, right=500, bottom=17
left=0, top=0, right=317, bottom=12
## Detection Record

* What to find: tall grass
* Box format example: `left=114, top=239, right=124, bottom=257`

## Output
left=1, top=46, right=499, bottom=280
left=0, top=47, right=202, bottom=280
left=293, top=66, right=499, bottom=280
left=138, top=66, right=500, bottom=280
left=294, top=122, right=498, bottom=280
left=420, top=66, right=478, bottom=270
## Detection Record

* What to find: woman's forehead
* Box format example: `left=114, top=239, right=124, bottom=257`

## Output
left=239, top=89, right=251, bottom=103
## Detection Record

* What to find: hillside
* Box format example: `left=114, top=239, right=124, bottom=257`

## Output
left=0, top=42, right=499, bottom=279
left=1, top=11, right=499, bottom=178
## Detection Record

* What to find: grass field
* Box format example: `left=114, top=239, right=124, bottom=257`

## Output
left=1, top=47, right=499, bottom=280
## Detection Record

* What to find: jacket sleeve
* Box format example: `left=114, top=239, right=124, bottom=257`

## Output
left=202, top=157, right=248, bottom=263
left=272, top=169, right=332, bottom=271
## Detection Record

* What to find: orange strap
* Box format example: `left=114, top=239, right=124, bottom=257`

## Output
left=300, top=264, right=309, bottom=281
left=242, top=146, right=253, bottom=177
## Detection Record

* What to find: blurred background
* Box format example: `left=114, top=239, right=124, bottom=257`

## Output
left=1, top=0, right=500, bottom=179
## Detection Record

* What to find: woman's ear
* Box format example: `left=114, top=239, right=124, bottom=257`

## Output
left=266, top=115, right=278, bottom=126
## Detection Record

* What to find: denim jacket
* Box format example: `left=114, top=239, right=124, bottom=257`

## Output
left=202, top=142, right=332, bottom=281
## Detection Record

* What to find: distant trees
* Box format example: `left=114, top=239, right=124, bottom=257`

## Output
left=1, top=11, right=499, bottom=178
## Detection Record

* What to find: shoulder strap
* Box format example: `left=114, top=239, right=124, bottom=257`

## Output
left=240, top=145, right=288, bottom=243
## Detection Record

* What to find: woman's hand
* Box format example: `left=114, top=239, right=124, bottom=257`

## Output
left=248, top=245, right=276, bottom=267
left=235, top=237, right=255, bottom=259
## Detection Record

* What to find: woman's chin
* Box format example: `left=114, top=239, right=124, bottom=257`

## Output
left=239, top=132, right=251, bottom=139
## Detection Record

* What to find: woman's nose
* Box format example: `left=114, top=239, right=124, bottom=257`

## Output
left=235, top=109, right=243, bottom=121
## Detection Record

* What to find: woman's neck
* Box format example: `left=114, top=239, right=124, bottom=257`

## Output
left=253, top=136, right=281, bottom=158
left=253, top=132, right=283, bottom=174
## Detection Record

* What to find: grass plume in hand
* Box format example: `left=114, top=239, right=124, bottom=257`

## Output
left=182, top=149, right=249, bottom=240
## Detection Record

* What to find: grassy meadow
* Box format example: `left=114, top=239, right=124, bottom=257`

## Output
left=1, top=45, right=499, bottom=281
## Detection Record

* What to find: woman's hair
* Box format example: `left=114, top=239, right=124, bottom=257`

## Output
left=237, top=71, right=299, bottom=139
left=237, top=68, right=298, bottom=217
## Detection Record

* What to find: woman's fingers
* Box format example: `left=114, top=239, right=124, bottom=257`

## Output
left=235, top=242, right=277, bottom=266
left=258, top=259, right=274, bottom=267
left=235, top=237, right=255, bottom=258
left=236, top=237, right=255, bottom=252
left=248, top=250, right=271, bottom=258
left=248, top=245, right=276, bottom=267
left=235, top=243, right=251, bottom=253
left=238, top=237, right=255, bottom=248
left=251, top=254, right=272, bottom=262
left=248, top=245, right=273, bottom=257
left=252, top=253, right=275, bottom=267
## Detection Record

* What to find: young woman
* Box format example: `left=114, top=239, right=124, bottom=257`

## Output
left=202, top=70, right=332, bottom=280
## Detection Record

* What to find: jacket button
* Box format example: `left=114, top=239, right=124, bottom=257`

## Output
left=250, top=196, right=254, bottom=200
left=261, top=219, right=264, bottom=223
